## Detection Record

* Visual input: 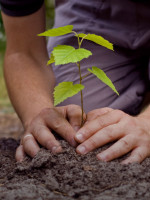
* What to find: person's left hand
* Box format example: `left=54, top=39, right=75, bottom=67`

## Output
left=75, top=107, right=150, bottom=164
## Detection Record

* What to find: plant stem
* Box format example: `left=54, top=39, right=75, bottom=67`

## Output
left=72, top=31, right=87, bottom=49
left=77, top=62, right=84, bottom=127
left=74, top=33, right=88, bottom=127
left=76, top=34, right=85, bottom=127
left=81, top=72, right=91, bottom=80
left=80, top=34, right=87, bottom=47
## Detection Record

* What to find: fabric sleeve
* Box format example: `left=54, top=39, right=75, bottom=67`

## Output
left=0, top=0, right=44, bottom=16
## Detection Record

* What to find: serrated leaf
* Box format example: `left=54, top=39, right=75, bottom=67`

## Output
left=38, top=25, right=73, bottom=37
left=78, top=33, right=113, bottom=51
left=47, top=53, right=55, bottom=65
left=88, top=66, right=119, bottom=95
left=54, top=82, right=85, bottom=106
left=53, top=45, right=92, bottom=65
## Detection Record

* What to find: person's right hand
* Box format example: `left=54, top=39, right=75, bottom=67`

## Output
left=15, top=105, right=85, bottom=161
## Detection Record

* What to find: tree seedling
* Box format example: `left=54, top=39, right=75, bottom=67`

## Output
left=38, top=25, right=119, bottom=126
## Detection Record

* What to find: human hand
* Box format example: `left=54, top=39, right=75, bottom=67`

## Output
left=16, top=105, right=86, bottom=161
left=75, top=107, right=150, bottom=164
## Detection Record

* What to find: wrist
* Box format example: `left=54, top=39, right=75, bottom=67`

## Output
left=138, top=105, right=150, bottom=119
left=137, top=106, right=150, bottom=132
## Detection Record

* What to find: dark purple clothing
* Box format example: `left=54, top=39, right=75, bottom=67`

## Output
left=48, top=0, right=150, bottom=115
left=1, top=0, right=150, bottom=115
left=0, top=0, right=44, bottom=16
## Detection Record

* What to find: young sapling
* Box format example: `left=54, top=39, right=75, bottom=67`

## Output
left=38, top=25, right=119, bottom=126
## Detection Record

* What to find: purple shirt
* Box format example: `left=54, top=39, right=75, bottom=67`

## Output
left=1, top=0, right=150, bottom=115
left=48, top=0, right=150, bottom=115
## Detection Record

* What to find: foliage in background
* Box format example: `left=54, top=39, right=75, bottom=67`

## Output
left=0, top=10, right=6, bottom=53
left=45, top=0, right=55, bottom=29
left=0, top=10, right=9, bottom=110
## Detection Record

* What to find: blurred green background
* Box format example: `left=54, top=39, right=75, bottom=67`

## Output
left=0, top=0, right=55, bottom=113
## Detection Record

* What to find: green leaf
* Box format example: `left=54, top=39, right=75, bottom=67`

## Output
left=38, top=25, right=73, bottom=37
left=54, top=82, right=85, bottom=106
left=47, top=53, right=55, bottom=65
left=78, top=33, right=114, bottom=51
left=53, top=45, right=92, bottom=65
left=88, top=66, right=119, bottom=95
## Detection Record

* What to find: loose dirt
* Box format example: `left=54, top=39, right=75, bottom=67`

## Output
left=0, top=113, right=150, bottom=200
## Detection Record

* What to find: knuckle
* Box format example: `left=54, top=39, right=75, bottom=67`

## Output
left=27, top=117, right=43, bottom=131
left=55, top=106, right=66, bottom=117
left=99, top=107, right=112, bottom=114
left=88, top=137, right=98, bottom=149
left=97, top=117, right=106, bottom=127
left=32, top=125, right=46, bottom=141
left=68, top=105, right=82, bottom=118
left=113, top=109, right=125, bottom=119
left=83, top=126, right=94, bottom=137
left=53, top=118, right=62, bottom=130
left=137, top=130, right=146, bottom=138
left=121, top=139, right=131, bottom=149
left=40, top=107, right=54, bottom=116
left=106, top=130, right=114, bottom=141
left=68, top=104, right=81, bottom=110
left=109, top=149, right=118, bottom=158
left=28, top=120, right=38, bottom=129
left=137, top=152, right=143, bottom=161
left=125, top=117, right=136, bottom=128
left=40, top=108, right=49, bottom=115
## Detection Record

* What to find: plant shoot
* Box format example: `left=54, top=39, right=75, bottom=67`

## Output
left=38, top=25, right=119, bottom=126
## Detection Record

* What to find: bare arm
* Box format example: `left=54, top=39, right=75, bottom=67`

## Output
left=2, top=5, right=54, bottom=126
left=2, top=5, right=84, bottom=161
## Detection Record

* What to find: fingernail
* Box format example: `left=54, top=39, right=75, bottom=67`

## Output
left=121, top=160, right=130, bottom=165
left=75, top=133, right=83, bottom=142
left=97, top=154, right=107, bottom=161
left=73, top=126, right=80, bottom=132
left=18, top=157, right=24, bottom=162
left=77, top=145, right=86, bottom=154
left=52, top=146, right=62, bottom=154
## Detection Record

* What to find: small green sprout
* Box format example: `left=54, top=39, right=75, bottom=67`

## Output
left=38, top=25, right=119, bottom=126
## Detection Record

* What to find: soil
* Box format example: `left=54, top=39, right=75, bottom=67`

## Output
left=1, top=113, right=150, bottom=200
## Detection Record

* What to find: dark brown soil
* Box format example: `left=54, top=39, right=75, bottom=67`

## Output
left=1, top=113, right=150, bottom=200
left=1, top=138, right=150, bottom=200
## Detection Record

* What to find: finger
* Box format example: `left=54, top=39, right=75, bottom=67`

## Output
left=22, top=133, right=40, bottom=158
left=43, top=108, right=77, bottom=146
left=86, top=107, right=112, bottom=121
left=75, top=109, right=124, bottom=143
left=121, top=147, right=148, bottom=164
left=97, top=135, right=136, bottom=162
left=32, top=125, right=62, bottom=153
left=65, top=105, right=86, bottom=131
left=76, top=124, right=123, bottom=155
left=15, top=145, right=26, bottom=162
left=56, top=105, right=86, bottom=132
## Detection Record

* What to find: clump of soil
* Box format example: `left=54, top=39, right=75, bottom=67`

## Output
left=1, top=138, right=150, bottom=200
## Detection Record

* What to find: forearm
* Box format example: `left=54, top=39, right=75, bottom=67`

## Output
left=1, top=5, right=56, bottom=127
left=4, top=52, right=55, bottom=127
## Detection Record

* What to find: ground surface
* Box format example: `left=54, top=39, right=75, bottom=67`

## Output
left=1, top=113, right=150, bottom=200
